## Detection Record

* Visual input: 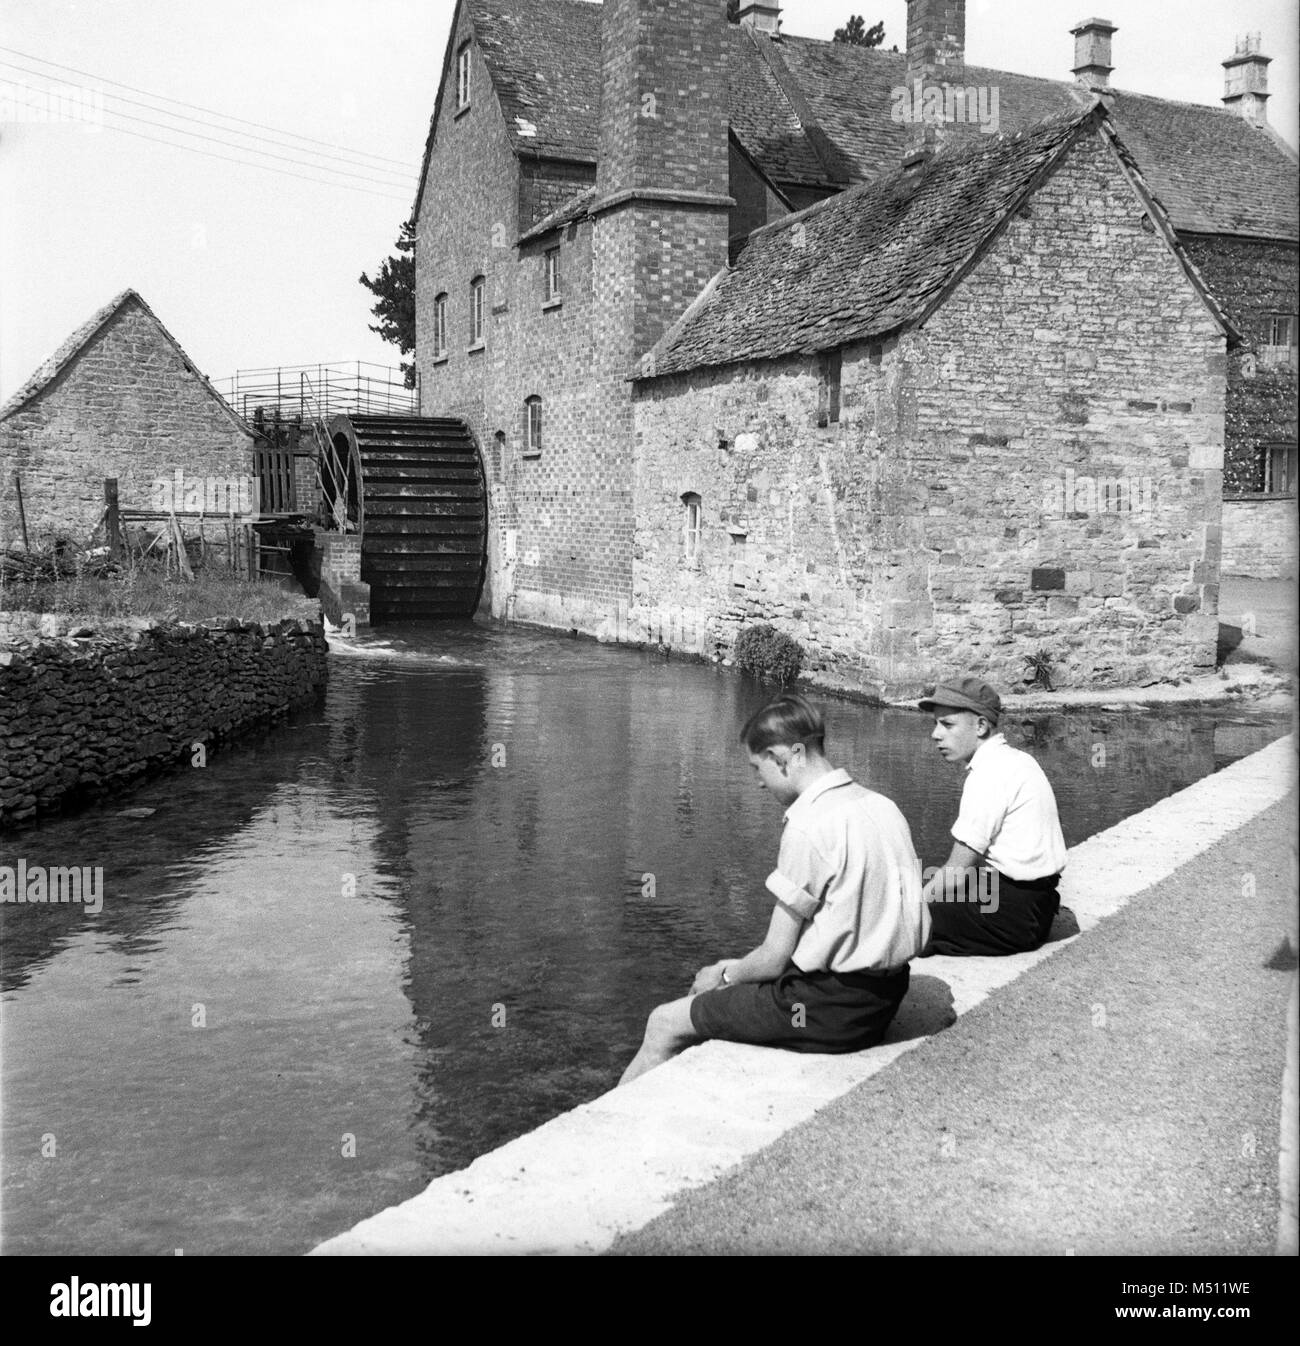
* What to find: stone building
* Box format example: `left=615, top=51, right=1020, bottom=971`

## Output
left=413, top=0, right=1297, bottom=688
left=0, top=290, right=256, bottom=555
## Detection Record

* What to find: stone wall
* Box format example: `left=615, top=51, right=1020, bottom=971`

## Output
left=1180, top=235, right=1298, bottom=495
left=0, top=296, right=255, bottom=553
left=630, top=129, right=1227, bottom=694
left=0, top=618, right=328, bottom=828
left=1222, top=497, right=1299, bottom=579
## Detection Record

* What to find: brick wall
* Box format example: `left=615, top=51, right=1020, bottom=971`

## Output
left=1222, top=498, right=1298, bottom=578
left=0, top=298, right=254, bottom=553
left=1180, top=235, right=1298, bottom=494
left=415, top=0, right=732, bottom=637
left=630, top=128, right=1228, bottom=695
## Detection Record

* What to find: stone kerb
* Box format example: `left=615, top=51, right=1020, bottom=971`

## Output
left=0, top=617, right=329, bottom=827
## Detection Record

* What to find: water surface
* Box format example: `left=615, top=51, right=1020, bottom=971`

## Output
left=1, top=622, right=1286, bottom=1253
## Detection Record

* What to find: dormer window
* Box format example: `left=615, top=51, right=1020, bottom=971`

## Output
left=544, top=247, right=561, bottom=303
left=469, top=275, right=485, bottom=347
left=432, top=293, right=448, bottom=359
left=456, top=44, right=472, bottom=110
left=524, top=396, right=542, bottom=456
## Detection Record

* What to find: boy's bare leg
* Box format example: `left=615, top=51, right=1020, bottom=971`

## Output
left=619, top=996, right=700, bottom=1086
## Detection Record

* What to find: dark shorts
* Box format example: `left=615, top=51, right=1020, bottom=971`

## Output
left=925, top=869, right=1060, bottom=956
left=688, top=962, right=910, bottom=1054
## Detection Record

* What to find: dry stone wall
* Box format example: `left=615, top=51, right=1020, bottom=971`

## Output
left=0, top=618, right=328, bottom=828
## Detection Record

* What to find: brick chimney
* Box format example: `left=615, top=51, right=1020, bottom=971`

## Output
left=737, top=3, right=781, bottom=33
left=594, top=0, right=732, bottom=358
left=1222, top=33, right=1271, bottom=125
left=904, top=0, right=966, bottom=155
left=1071, top=17, right=1117, bottom=90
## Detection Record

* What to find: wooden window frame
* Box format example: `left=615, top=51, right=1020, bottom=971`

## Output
left=524, top=396, right=542, bottom=457
left=456, top=45, right=472, bottom=110
left=432, top=293, right=448, bottom=359
left=469, top=276, right=485, bottom=347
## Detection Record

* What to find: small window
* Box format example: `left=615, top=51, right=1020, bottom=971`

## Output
left=524, top=396, right=542, bottom=455
left=682, top=492, right=702, bottom=563
left=469, top=276, right=485, bottom=346
left=1263, top=443, right=1297, bottom=495
left=544, top=247, right=561, bottom=302
left=432, top=293, right=448, bottom=358
left=817, top=350, right=841, bottom=426
left=456, top=45, right=472, bottom=109
left=1262, top=314, right=1298, bottom=367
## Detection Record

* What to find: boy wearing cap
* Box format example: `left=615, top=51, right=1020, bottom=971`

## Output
left=919, top=676, right=1068, bottom=957
left=619, top=693, right=929, bottom=1086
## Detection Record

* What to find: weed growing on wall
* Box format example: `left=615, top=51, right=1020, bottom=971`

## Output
left=733, top=624, right=804, bottom=685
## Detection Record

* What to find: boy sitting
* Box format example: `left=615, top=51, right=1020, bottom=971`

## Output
left=619, top=693, right=929, bottom=1086
left=919, top=676, right=1068, bottom=956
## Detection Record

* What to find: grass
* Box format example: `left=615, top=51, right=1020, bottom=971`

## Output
left=1, top=565, right=319, bottom=629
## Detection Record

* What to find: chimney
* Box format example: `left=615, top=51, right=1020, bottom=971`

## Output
left=594, top=0, right=732, bottom=357
left=1071, top=17, right=1117, bottom=90
left=904, top=0, right=966, bottom=154
left=737, top=3, right=781, bottom=34
left=1222, top=33, right=1271, bottom=125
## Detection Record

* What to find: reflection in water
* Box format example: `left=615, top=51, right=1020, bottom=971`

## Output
left=0, top=621, right=1286, bottom=1254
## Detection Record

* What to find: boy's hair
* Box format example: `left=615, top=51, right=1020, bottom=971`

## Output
left=740, top=693, right=826, bottom=755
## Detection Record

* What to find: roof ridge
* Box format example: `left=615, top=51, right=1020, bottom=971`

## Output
left=0, top=291, right=252, bottom=434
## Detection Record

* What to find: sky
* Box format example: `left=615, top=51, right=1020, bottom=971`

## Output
left=1, top=0, right=1296, bottom=403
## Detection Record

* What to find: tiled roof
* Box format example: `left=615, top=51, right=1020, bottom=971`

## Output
left=0, top=290, right=252, bottom=432
left=471, top=0, right=603, bottom=163
left=453, top=3, right=1298, bottom=242
left=638, top=105, right=1214, bottom=380
left=518, top=185, right=598, bottom=242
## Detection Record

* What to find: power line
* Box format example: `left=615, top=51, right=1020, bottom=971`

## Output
left=0, top=43, right=416, bottom=169
left=2, top=96, right=413, bottom=203
left=1, top=76, right=416, bottom=194
left=0, top=58, right=416, bottom=185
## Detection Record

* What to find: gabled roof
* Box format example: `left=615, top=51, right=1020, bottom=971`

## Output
left=0, top=290, right=253, bottom=434
left=426, top=2, right=1298, bottom=243
left=637, top=105, right=1233, bottom=382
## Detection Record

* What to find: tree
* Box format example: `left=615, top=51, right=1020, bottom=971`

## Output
left=359, top=219, right=416, bottom=387
left=833, top=15, right=885, bottom=47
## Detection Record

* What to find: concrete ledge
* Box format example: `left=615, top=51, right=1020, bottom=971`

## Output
left=311, top=735, right=1295, bottom=1256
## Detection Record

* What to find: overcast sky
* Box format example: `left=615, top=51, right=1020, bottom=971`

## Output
left=1, top=0, right=1295, bottom=403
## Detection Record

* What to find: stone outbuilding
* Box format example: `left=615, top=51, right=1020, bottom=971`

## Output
left=0, top=290, right=257, bottom=555
left=632, top=104, right=1234, bottom=693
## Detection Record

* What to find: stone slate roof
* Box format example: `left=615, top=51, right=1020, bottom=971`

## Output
left=450, top=2, right=1298, bottom=243
left=0, top=290, right=252, bottom=433
left=637, top=105, right=1227, bottom=381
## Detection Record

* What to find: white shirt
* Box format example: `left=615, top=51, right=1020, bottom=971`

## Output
left=952, top=733, right=1068, bottom=881
left=765, top=769, right=930, bottom=974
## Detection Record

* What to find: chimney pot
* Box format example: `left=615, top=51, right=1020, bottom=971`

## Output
left=1222, top=32, right=1271, bottom=125
left=1071, top=17, right=1117, bottom=89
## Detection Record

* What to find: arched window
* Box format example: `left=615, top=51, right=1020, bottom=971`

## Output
left=469, top=275, right=485, bottom=346
left=433, top=293, right=448, bottom=358
left=682, top=492, right=702, bottom=563
left=524, top=396, right=542, bottom=456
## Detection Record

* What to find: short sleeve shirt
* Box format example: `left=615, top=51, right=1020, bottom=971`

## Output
left=952, top=734, right=1068, bottom=881
left=764, top=769, right=930, bottom=974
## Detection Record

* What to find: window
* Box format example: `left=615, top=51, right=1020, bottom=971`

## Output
left=1263, top=443, right=1297, bottom=495
left=469, top=276, right=485, bottom=346
left=456, top=45, right=471, bottom=109
left=524, top=396, right=542, bottom=455
left=432, top=293, right=448, bottom=358
left=682, top=493, right=702, bottom=564
left=1262, top=314, right=1298, bottom=367
left=544, top=247, right=561, bottom=302
left=817, top=349, right=842, bottom=426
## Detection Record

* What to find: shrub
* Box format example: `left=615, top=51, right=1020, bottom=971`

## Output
left=733, top=624, right=804, bottom=685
